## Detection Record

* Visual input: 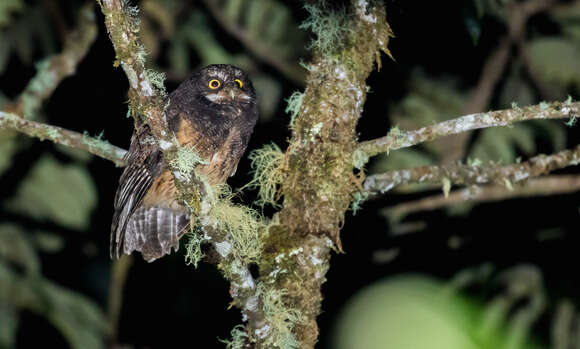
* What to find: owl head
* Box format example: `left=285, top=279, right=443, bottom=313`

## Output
left=181, top=64, right=256, bottom=106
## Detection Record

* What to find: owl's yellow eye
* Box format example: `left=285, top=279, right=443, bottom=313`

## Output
left=208, top=79, right=221, bottom=89
left=235, top=79, right=243, bottom=88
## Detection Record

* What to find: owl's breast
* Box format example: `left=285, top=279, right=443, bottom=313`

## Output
left=174, top=114, right=240, bottom=184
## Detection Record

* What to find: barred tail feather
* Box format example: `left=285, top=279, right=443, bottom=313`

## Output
left=124, top=207, right=190, bottom=262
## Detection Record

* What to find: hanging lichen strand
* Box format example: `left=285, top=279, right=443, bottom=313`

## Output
left=281, top=1, right=392, bottom=246
left=253, top=1, right=393, bottom=347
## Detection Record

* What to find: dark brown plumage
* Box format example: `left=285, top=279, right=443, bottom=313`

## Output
left=111, top=64, right=258, bottom=262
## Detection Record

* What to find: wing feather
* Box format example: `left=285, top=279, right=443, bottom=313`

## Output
left=110, top=137, right=158, bottom=259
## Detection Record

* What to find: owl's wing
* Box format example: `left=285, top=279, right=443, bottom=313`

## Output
left=110, top=134, right=158, bottom=259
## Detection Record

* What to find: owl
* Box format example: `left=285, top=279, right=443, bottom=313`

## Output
left=111, top=64, right=258, bottom=262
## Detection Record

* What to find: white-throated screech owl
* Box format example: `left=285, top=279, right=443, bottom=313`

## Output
left=111, top=64, right=259, bottom=262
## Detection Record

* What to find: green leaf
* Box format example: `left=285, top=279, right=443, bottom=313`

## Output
left=5, top=155, right=97, bottom=230
left=0, top=133, right=20, bottom=177
left=470, top=118, right=566, bottom=164
left=219, top=0, right=305, bottom=60
left=370, top=149, right=436, bottom=174
left=527, top=38, right=580, bottom=89
left=332, top=275, right=545, bottom=349
left=390, top=73, right=467, bottom=158
left=33, top=230, right=65, bottom=253
left=549, top=3, right=580, bottom=42
left=470, top=125, right=536, bottom=163
left=0, top=224, right=40, bottom=275
left=0, top=304, right=18, bottom=348
left=0, top=0, right=23, bottom=28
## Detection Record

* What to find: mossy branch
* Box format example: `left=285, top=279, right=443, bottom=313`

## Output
left=357, top=100, right=580, bottom=161
left=0, top=111, right=127, bottom=166
left=258, top=1, right=393, bottom=347
left=363, top=144, right=580, bottom=197
left=97, top=0, right=168, bottom=139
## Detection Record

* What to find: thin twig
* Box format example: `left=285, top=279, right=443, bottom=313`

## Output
left=364, top=144, right=580, bottom=196
left=382, top=175, right=580, bottom=222
left=358, top=100, right=579, bottom=159
left=0, top=112, right=127, bottom=166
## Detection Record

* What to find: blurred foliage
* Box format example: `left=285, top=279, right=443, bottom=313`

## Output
left=333, top=265, right=554, bottom=349
left=0, top=4, right=55, bottom=75
left=212, top=0, right=306, bottom=60
left=0, top=0, right=23, bottom=29
left=5, top=154, right=97, bottom=230
left=0, top=224, right=108, bottom=349
left=528, top=39, right=580, bottom=93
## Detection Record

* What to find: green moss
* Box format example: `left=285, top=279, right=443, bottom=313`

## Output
left=259, top=283, right=301, bottom=349
left=82, top=131, right=113, bottom=156
left=219, top=325, right=248, bottom=349
left=245, top=144, right=285, bottom=208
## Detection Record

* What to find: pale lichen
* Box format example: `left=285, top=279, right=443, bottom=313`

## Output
left=352, top=148, right=369, bottom=169
left=299, top=1, right=350, bottom=55
left=350, top=190, right=368, bottom=215
left=184, top=228, right=207, bottom=268
left=208, top=185, right=264, bottom=264
left=168, top=144, right=207, bottom=182
left=244, top=144, right=285, bottom=208
left=285, top=91, right=305, bottom=127
left=144, top=68, right=167, bottom=94
left=82, top=130, right=112, bottom=156
left=258, top=283, right=301, bottom=349
left=219, top=325, right=248, bottom=349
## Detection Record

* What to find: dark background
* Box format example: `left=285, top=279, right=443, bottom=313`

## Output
left=1, top=0, right=579, bottom=348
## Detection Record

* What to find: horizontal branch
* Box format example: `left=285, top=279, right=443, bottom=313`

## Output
left=382, top=175, right=580, bottom=223
left=363, top=144, right=580, bottom=197
left=358, top=100, right=580, bottom=159
left=0, top=112, right=127, bottom=166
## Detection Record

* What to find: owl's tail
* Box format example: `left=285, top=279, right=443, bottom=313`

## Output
left=117, top=206, right=190, bottom=262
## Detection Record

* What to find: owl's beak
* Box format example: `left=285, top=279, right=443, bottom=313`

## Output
left=229, top=89, right=236, bottom=100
